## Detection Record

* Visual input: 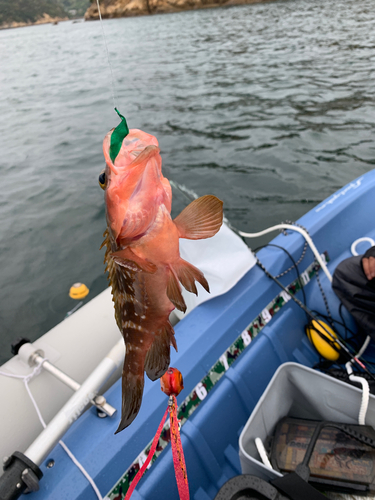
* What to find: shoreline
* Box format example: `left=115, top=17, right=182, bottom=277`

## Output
left=0, top=14, right=70, bottom=31
left=84, top=0, right=276, bottom=21
left=1, top=0, right=275, bottom=30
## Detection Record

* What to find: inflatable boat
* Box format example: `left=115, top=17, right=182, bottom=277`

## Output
left=1, top=169, right=375, bottom=500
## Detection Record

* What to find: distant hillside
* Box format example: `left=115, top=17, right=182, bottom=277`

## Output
left=84, top=0, right=273, bottom=20
left=56, top=0, right=91, bottom=17
left=0, top=0, right=90, bottom=29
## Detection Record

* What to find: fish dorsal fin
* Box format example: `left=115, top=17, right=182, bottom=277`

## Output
left=167, top=268, right=187, bottom=313
left=111, top=248, right=157, bottom=274
left=175, top=258, right=209, bottom=295
left=173, top=195, right=223, bottom=240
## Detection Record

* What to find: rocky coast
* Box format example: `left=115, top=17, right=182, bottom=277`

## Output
left=84, top=0, right=273, bottom=20
left=1, top=14, right=68, bottom=29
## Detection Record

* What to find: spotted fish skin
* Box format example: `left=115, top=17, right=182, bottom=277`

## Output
left=101, top=128, right=223, bottom=433
left=102, top=228, right=175, bottom=432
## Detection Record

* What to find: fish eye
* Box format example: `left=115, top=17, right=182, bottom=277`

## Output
left=98, top=169, right=106, bottom=190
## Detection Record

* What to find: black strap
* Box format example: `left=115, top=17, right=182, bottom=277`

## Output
left=271, top=472, right=327, bottom=500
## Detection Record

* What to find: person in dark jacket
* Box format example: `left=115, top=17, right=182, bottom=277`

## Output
left=332, top=247, right=375, bottom=339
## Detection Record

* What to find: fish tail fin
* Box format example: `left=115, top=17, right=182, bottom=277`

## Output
left=173, top=195, right=223, bottom=240
left=145, top=321, right=176, bottom=382
left=115, top=343, right=146, bottom=434
left=174, top=258, right=210, bottom=294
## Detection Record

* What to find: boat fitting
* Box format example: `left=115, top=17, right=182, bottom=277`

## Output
left=18, top=343, right=116, bottom=417
left=0, top=452, right=42, bottom=500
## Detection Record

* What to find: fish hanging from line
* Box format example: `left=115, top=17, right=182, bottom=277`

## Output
left=99, top=111, right=223, bottom=433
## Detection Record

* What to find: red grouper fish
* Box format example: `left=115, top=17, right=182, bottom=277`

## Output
left=99, top=119, right=223, bottom=433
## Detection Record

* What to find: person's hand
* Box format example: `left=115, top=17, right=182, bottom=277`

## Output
left=362, top=256, right=375, bottom=280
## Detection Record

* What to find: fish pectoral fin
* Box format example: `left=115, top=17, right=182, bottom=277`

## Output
left=173, top=195, right=223, bottom=240
left=167, top=268, right=187, bottom=313
left=111, top=254, right=144, bottom=273
left=145, top=323, right=174, bottom=381
left=175, top=258, right=210, bottom=295
left=111, top=248, right=157, bottom=274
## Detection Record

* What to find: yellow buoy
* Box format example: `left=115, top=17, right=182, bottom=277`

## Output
left=69, top=282, right=89, bottom=300
left=306, top=320, right=341, bottom=361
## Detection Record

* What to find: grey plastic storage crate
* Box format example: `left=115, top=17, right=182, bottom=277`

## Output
left=239, top=362, right=375, bottom=482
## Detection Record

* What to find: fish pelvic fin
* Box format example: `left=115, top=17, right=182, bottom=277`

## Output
left=175, top=258, right=210, bottom=295
left=145, top=321, right=175, bottom=381
left=111, top=248, right=157, bottom=274
left=173, top=195, right=223, bottom=240
left=167, top=267, right=187, bottom=313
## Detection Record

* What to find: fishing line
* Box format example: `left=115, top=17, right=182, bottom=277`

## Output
left=169, top=181, right=199, bottom=202
left=96, top=0, right=118, bottom=110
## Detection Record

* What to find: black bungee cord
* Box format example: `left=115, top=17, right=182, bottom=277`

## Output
left=255, top=255, right=375, bottom=382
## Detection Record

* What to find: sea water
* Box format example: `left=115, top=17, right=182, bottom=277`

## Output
left=1, top=0, right=375, bottom=364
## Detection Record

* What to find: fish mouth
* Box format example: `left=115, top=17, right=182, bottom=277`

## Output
left=128, top=145, right=160, bottom=168
left=103, top=129, right=160, bottom=175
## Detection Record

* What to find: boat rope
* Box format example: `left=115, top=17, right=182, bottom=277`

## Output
left=0, top=361, right=104, bottom=500
left=238, top=223, right=333, bottom=282
left=106, top=254, right=328, bottom=499
left=0, top=358, right=48, bottom=427
left=58, top=441, right=104, bottom=500
left=314, top=267, right=333, bottom=323
left=287, top=221, right=332, bottom=321
left=345, top=362, right=370, bottom=425
left=274, top=221, right=308, bottom=278
left=253, top=221, right=333, bottom=327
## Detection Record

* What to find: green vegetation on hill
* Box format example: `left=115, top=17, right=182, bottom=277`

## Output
left=0, top=0, right=90, bottom=26
left=0, top=0, right=64, bottom=25
left=57, top=0, right=90, bottom=17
